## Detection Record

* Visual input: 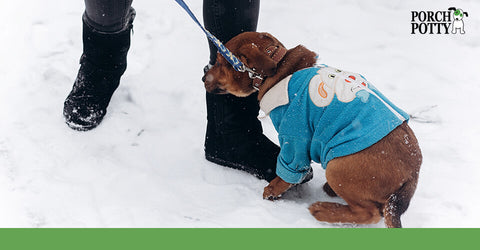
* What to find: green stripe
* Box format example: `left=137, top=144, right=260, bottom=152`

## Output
left=0, top=228, right=477, bottom=250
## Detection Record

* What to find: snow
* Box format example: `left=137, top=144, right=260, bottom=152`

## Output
left=1, top=0, right=479, bottom=227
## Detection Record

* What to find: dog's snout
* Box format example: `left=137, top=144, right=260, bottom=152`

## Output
left=203, top=72, right=215, bottom=83
left=203, top=71, right=228, bottom=94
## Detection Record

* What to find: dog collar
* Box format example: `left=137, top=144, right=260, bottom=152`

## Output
left=251, top=45, right=288, bottom=91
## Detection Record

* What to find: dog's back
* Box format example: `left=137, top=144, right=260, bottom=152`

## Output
left=263, top=66, right=421, bottom=228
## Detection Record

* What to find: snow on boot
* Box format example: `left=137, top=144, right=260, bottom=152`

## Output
left=63, top=10, right=135, bottom=131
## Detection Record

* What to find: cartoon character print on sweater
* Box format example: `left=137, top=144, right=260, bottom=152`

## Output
left=308, top=66, right=370, bottom=107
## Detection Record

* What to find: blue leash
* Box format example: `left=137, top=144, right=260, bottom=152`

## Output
left=174, top=0, right=246, bottom=72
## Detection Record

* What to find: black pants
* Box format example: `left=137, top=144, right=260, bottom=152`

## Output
left=203, top=0, right=260, bottom=64
left=83, top=0, right=260, bottom=62
left=84, top=0, right=134, bottom=32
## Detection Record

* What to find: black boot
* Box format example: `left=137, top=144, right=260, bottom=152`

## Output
left=203, top=65, right=314, bottom=183
left=63, top=10, right=135, bottom=131
left=205, top=91, right=281, bottom=181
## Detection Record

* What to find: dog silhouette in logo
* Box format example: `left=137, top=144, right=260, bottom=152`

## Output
left=449, top=7, right=468, bottom=34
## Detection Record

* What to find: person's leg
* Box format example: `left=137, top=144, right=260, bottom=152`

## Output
left=203, top=0, right=260, bottom=66
left=84, top=0, right=134, bottom=32
left=202, top=0, right=297, bottom=182
left=63, top=0, right=135, bottom=131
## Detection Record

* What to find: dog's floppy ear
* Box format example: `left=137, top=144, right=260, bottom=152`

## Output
left=238, top=43, right=277, bottom=76
left=448, top=7, right=457, bottom=11
left=464, top=12, right=468, bottom=17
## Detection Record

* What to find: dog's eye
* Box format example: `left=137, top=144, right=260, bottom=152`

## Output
left=328, top=74, right=336, bottom=79
left=335, top=69, right=342, bottom=73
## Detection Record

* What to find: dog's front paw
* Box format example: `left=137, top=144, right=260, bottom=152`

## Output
left=263, top=185, right=279, bottom=201
left=263, top=176, right=293, bottom=201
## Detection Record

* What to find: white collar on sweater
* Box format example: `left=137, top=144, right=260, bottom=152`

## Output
left=259, top=75, right=292, bottom=115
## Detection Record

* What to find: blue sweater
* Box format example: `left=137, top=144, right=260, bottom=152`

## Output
left=259, top=66, right=409, bottom=184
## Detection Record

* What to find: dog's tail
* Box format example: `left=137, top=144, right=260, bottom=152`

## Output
left=383, top=179, right=418, bottom=228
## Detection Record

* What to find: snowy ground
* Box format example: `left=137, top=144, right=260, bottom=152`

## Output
left=1, top=0, right=479, bottom=227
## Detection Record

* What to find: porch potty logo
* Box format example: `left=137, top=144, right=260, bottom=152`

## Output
left=411, top=7, right=469, bottom=34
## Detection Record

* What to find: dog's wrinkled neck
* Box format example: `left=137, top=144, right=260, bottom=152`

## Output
left=257, top=45, right=318, bottom=100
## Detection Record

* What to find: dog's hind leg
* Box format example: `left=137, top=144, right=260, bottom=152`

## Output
left=309, top=200, right=382, bottom=225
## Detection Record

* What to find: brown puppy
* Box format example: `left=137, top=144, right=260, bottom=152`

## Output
left=204, top=32, right=422, bottom=228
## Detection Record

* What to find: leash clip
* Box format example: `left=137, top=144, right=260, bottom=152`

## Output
left=241, top=65, right=263, bottom=80
left=248, top=71, right=263, bottom=80
left=238, top=63, right=263, bottom=91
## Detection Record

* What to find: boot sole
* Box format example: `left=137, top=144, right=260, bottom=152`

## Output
left=205, top=154, right=275, bottom=181
left=65, top=119, right=99, bottom=132
left=205, top=153, right=314, bottom=184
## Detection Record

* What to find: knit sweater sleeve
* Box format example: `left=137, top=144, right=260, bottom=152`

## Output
left=276, top=135, right=312, bottom=184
